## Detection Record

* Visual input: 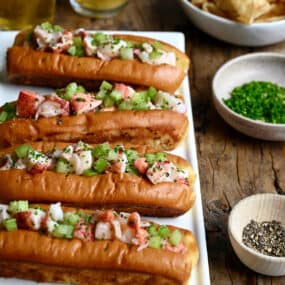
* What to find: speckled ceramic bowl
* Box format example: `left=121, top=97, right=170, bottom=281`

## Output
left=212, top=52, right=285, bottom=141
left=228, top=193, right=285, bottom=276
left=179, top=0, right=285, bottom=46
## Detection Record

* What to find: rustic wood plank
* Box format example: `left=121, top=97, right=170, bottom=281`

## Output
left=55, top=0, right=285, bottom=283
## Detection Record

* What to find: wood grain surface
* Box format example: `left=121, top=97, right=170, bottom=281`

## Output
left=55, top=0, right=285, bottom=284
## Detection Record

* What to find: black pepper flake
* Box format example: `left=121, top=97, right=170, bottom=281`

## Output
left=242, top=220, right=285, bottom=257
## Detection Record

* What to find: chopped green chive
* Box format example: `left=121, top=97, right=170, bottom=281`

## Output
left=224, top=81, right=285, bottom=124
left=15, top=144, right=32, bottom=158
left=8, top=200, right=29, bottom=214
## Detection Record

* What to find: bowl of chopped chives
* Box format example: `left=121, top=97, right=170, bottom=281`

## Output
left=212, top=52, right=285, bottom=141
left=228, top=193, right=285, bottom=276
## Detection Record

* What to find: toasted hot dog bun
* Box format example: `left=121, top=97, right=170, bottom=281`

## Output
left=0, top=142, right=195, bottom=217
left=0, top=109, right=188, bottom=151
left=7, top=32, right=190, bottom=93
left=0, top=205, right=199, bottom=285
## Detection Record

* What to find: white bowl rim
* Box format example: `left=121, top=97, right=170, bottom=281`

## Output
left=212, top=52, right=285, bottom=127
left=180, top=0, right=285, bottom=26
left=228, top=193, right=285, bottom=261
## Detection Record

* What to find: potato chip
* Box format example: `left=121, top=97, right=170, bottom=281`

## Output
left=192, top=0, right=216, bottom=9
left=202, top=2, right=227, bottom=17
left=252, top=0, right=273, bottom=21
left=215, top=0, right=252, bottom=23
left=190, top=0, right=285, bottom=24
left=191, top=0, right=209, bottom=7
left=256, top=3, right=285, bottom=21
left=215, top=0, right=271, bottom=24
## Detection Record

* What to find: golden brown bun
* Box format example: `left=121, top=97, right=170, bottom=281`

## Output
left=0, top=261, right=181, bottom=285
left=7, top=32, right=190, bottom=93
left=0, top=261, right=183, bottom=285
left=0, top=142, right=195, bottom=217
left=0, top=209, right=198, bottom=285
left=0, top=108, right=188, bottom=151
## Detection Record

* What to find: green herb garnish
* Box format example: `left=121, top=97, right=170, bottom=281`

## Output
left=224, top=81, right=285, bottom=124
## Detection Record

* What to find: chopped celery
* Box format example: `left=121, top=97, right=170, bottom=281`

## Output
left=147, top=86, right=157, bottom=100
left=82, top=169, right=97, bottom=176
left=52, top=224, right=74, bottom=239
left=110, top=90, right=122, bottom=101
left=96, top=90, right=107, bottom=100
left=147, top=224, right=158, bottom=236
left=53, top=25, right=64, bottom=32
left=120, top=47, right=134, bottom=60
left=3, top=218, right=17, bottom=231
left=130, top=92, right=150, bottom=110
left=77, top=85, right=86, bottom=93
left=0, top=111, right=8, bottom=122
left=64, top=212, right=80, bottom=226
left=144, top=153, right=156, bottom=165
left=15, top=144, right=32, bottom=158
left=155, top=152, right=166, bottom=162
left=126, top=41, right=134, bottom=48
left=64, top=82, right=78, bottom=100
left=8, top=200, right=29, bottom=214
left=73, top=36, right=83, bottom=47
left=157, top=225, right=170, bottom=238
left=149, top=50, right=162, bottom=60
left=131, top=92, right=147, bottom=104
left=41, top=22, right=53, bottom=32
left=2, top=103, right=16, bottom=121
left=103, top=96, right=115, bottom=108
left=55, top=159, right=71, bottom=174
left=152, top=41, right=163, bottom=51
left=100, top=80, right=113, bottom=91
left=92, top=32, right=109, bottom=46
left=169, top=230, right=182, bottom=246
left=118, top=101, right=133, bottom=110
left=93, top=158, right=108, bottom=173
left=125, top=149, right=138, bottom=163
left=148, top=236, right=162, bottom=249
left=67, top=37, right=84, bottom=57
left=145, top=152, right=166, bottom=165
left=132, top=102, right=149, bottom=111
left=75, top=47, right=85, bottom=57
left=41, top=22, right=63, bottom=33
left=67, top=46, right=76, bottom=56
left=92, top=143, right=110, bottom=158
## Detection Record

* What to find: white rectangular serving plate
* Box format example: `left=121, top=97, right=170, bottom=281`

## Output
left=0, top=30, right=210, bottom=285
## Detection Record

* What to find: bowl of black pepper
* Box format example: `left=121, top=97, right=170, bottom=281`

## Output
left=212, top=52, right=285, bottom=141
left=228, top=193, right=285, bottom=276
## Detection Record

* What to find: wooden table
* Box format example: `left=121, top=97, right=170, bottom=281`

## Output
left=55, top=1, right=285, bottom=284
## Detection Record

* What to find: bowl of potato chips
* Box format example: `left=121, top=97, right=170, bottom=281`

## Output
left=179, top=0, right=285, bottom=46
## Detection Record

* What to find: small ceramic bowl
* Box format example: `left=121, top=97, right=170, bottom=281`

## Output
left=228, top=193, right=285, bottom=276
left=212, top=52, right=285, bottom=141
left=178, top=0, right=285, bottom=46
